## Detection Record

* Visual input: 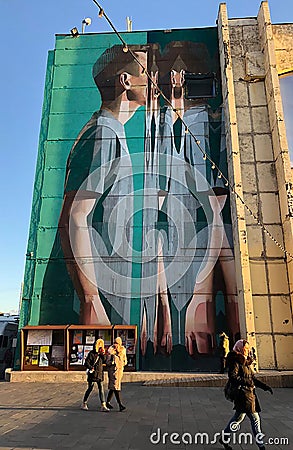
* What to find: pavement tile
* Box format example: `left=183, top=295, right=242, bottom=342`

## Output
left=0, top=382, right=292, bottom=450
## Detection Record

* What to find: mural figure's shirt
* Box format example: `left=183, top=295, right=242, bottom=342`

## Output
left=65, top=109, right=133, bottom=324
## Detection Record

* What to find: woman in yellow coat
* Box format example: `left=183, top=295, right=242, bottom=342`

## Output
left=106, top=337, right=127, bottom=411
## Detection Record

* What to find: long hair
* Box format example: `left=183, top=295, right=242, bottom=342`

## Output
left=95, top=338, right=105, bottom=352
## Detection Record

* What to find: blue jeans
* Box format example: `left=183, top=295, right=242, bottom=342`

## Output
left=223, top=411, right=264, bottom=448
left=83, top=380, right=105, bottom=404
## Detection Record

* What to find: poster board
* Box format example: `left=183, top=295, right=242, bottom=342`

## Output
left=68, top=326, right=113, bottom=369
left=22, top=326, right=67, bottom=371
left=21, top=325, right=137, bottom=371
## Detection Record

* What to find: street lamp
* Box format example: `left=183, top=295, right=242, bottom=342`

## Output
left=82, top=17, right=92, bottom=33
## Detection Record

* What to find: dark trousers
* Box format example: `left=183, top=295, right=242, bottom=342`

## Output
left=220, top=356, right=227, bottom=373
left=107, top=389, right=122, bottom=406
left=83, top=380, right=105, bottom=403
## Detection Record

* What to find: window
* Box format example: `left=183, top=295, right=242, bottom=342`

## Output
left=280, top=74, right=293, bottom=167
left=184, top=72, right=217, bottom=99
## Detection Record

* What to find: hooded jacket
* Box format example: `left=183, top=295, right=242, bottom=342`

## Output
left=226, top=351, right=270, bottom=413
left=84, top=344, right=106, bottom=382
left=106, top=344, right=127, bottom=391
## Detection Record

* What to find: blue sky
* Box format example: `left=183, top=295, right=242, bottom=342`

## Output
left=0, top=0, right=292, bottom=314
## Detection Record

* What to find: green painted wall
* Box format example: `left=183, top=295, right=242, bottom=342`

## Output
left=21, top=29, right=239, bottom=371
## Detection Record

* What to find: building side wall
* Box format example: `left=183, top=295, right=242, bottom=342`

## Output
left=217, top=5, right=257, bottom=357
left=273, top=24, right=293, bottom=75
left=258, top=5, right=293, bottom=369
left=218, top=2, right=293, bottom=369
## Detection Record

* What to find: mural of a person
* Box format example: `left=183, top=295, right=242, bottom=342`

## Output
left=59, top=45, right=148, bottom=325
left=140, top=40, right=239, bottom=361
left=141, top=44, right=173, bottom=356
left=159, top=41, right=211, bottom=353
left=184, top=111, right=240, bottom=355
left=23, top=28, right=243, bottom=372
left=141, top=41, right=212, bottom=356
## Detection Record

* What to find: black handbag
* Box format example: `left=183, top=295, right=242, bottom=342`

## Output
left=224, top=380, right=239, bottom=402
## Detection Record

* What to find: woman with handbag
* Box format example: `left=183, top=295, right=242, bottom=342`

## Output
left=220, top=339, right=273, bottom=450
left=82, top=338, right=109, bottom=412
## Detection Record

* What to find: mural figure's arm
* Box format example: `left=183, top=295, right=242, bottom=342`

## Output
left=185, top=194, right=227, bottom=354
left=218, top=218, right=239, bottom=339
left=213, top=114, right=239, bottom=337
left=59, top=191, right=110, bottom=325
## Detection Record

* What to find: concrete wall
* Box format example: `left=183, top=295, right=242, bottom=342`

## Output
left=273, top=24, right=293, bottom=75
left=218, top=2, right=293, bottom=369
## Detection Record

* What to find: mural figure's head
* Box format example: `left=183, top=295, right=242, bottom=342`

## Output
left=157, top=41, right=211, bottom=104
left=93, top=45, right=148, bottom=106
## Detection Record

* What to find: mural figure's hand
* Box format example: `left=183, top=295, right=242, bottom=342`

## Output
left=185, top=272, right=215, bottom=356
left=153, top=296, right=173, bottom=355
left=218, top=230, right=239, bottom=340
left=185, top=295, right=214, bottom=355
left=185, top=193, right=227, bottom=356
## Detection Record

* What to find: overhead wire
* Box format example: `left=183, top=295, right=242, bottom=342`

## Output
left=91, top=0, right=293, bottom=261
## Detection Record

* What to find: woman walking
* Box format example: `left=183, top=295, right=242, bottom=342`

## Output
left=106, top=337, right=127, bottom=411
left=82, top=338, right=109, bottom=412
left=220, top=339, right=273, bottom=450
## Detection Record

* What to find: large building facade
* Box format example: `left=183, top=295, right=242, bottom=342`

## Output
left=19, top=1, right=293, bottom=371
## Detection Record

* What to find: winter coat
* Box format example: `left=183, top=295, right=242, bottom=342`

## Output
left=106, top=345, right=127, bottom=391
left=226, top=351, right=270, bottom=413
left=84, top=349, right=106, bottom=382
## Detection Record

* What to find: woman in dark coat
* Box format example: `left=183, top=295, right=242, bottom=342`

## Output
left=82, top=339, right=109, bottom=412
left=220, top=339, right=273, bottom=450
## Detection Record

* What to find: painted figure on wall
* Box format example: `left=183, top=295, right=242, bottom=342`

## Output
left=140, top=41, right=239, bottom=360
left=56, top=38, right=240, bottom=370
left=59, top=45, right=148, bottom=325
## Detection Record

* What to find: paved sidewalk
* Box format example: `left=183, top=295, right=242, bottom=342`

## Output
left=0, top=382, right=292, bottom=450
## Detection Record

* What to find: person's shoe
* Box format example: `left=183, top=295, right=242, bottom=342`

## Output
left=101, top=404, right=110, bottom=412
left=81, top=402, right=88, bottom=410
left=119, top=404, right=126, bottom=412
left=106, top=402, right=113, bottom=409
left=219, top=437, right=232, bottom=450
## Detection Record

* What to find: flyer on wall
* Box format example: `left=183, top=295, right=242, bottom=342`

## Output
left=32, top=346, right=39, bottom=365
left=83, top=345, right=92, bottom=363
left=85, top=330, right=95, bottom=345
left=73, top=330, right=83, bottom=344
